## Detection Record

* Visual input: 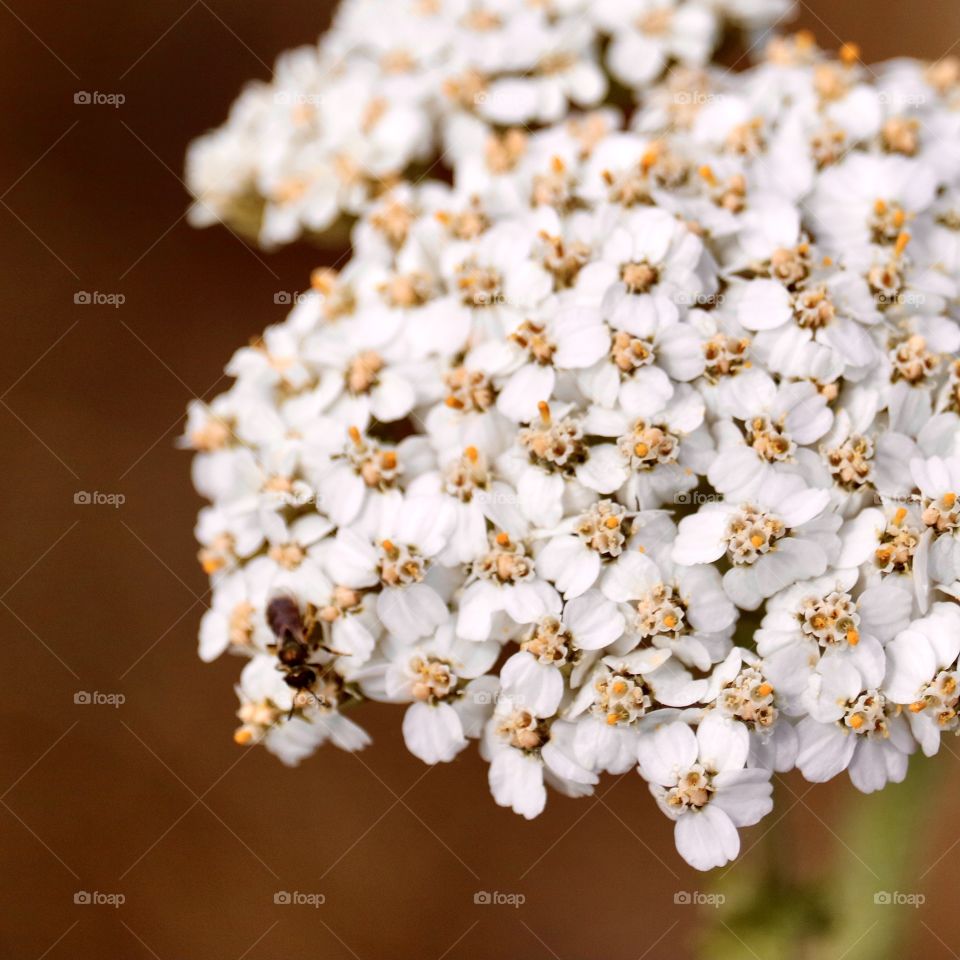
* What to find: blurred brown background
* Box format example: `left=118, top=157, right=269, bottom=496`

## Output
left=3, top=1, right=960, bottom=957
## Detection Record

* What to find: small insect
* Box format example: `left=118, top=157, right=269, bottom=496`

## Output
left=266, top=596, right=319, bottom=710
left=266, top=595, right=305, bottom=645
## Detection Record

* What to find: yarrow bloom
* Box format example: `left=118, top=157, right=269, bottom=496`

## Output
left=185, top=8, right=960, bottom=871
left=185, top=0, right=794, bottom=248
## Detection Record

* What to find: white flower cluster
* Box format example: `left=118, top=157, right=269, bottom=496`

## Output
left=185, top=28, right=960, bottom=872
left=185, top=0, right=792, bottom=247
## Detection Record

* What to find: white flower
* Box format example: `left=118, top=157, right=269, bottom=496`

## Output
left=234, top=655, right=370, bottom=765
left=199, top=557, right=274, bottom=662
left=499, top=592, right=626, bottom=717
left=883, top=603, right=960, bottom=756
left=380, top=621, right=500, bottom=763
left=595, top=0, right=717, bottom=89
left=797, top=659, right=915, bottom=792
left=705, top=648, right=797, bottom=772
left=570, top=648, right=706, bottom=773
left=582, top=385, right=711, bottom=508
left=186, top=23, right=960, bottom=870
left=602, top=550, right=737, bottom=669
left=407, top=446, right=526, bottom=565
left=484, top=699, right=598, bottom=819
left=755, top=571, right=908, bottom=712
left=708, top=372, right=834, bottom=500
left=326, top=497, right=455, bottom=642
left=536, top=499, right=632, bottom=598
left=637, top=715, right=773, bottom=870
left=911, top=454, right=960, bottom=583
left=806, top=153, right=938, bottom=255
left=672, top=475, right=840, bottom=610
left=457, top=531, right=561, bottom=642
left=576, top=207, right=713, bottom=315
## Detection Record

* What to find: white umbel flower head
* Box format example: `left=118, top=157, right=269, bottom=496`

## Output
left=186, top=16, right=960, bottom=873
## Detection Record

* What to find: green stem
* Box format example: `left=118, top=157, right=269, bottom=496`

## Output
left=698, top=754, right=943, bottom=960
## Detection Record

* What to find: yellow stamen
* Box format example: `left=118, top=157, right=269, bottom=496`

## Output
left=348, top=425, right=362, bottom=445
left=750, top=534, right=765, bottom=549
left=465, top=445, right=479, bottom=462
left=201, top=556, right=225, bottom=575
left=537, top=401, right=551, bottom=424
left=310, top=268, right=335, bottom=294
left=944, top=492, right=957, bottom=508
left=848, top=714, right=865, bottom=729
left=909, top=701, right=927, bottom=713
left=893, top=507, right=907, bottom=526
left=847, top=629, right=860, bottom=647
left=757, top=683, right=774, bottom=698
left=839, top=42, right=860, bottom=66
left=698, top=165, right=717, bottom=187
left=234, top=728, right=254, bottom=745
left=894, top=231, right=911, bottom=258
